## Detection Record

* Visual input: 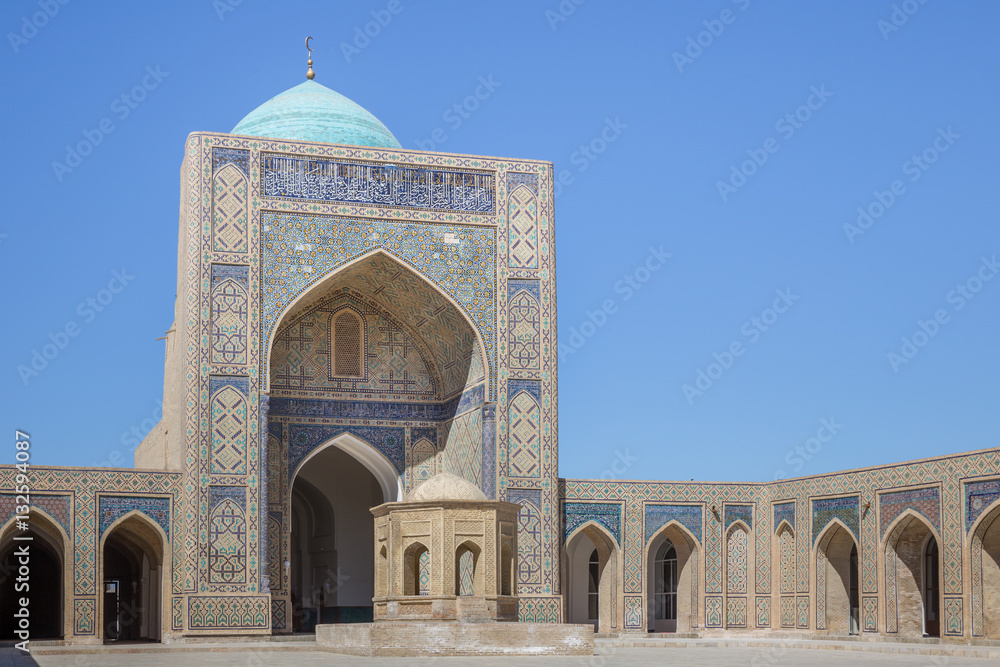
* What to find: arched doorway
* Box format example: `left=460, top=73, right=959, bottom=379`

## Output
left=289, top=441, right=390, bottom=632
left=99, top=513, right=165, bottom=643
left=646, top=523, right=699, bottom=633
left=971, top=499, right=1000, bottom=638
left=883, top=512, right=940, bottom=637
left=565, top=524, right=618, bottom=632
left=815, top=521, right=858, bottom=635
left=0, top=511, right=67, bottom=640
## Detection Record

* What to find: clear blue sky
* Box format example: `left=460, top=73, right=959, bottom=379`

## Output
left=2, top=1, right=998, bottom=483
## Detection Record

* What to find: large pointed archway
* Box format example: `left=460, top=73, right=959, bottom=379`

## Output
left=264, top=249, right=491, bottom=633
left=882, top=510, right=941, bottom=637
left=0, top=509, right=69, bottom=640
left=564, top=522, right=620, bottom=633
left=814, top=519, right=859, bottom=635
left=98, top=511, right=166, bottom=643
left=645, top=522, right=700, bottom=633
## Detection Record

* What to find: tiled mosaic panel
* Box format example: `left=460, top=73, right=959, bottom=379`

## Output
left=418, top=549, right=431, bottom=595
left=780, top=596, right=796, bottom=628
left=944, top=597, right=963, bottom=636
left=797, top=596, right=810, bottom=628
left=286, top=423, right=404, bottom=479
left=208, top=487, right=247, bottom=584
left=725, top=504, right=753, bottom=529
left=563, top=502, right=622, bottom=545
left=212, top=164, right=249, bottom=253
left=98, top=495, right=171, bottom=539
left=624, top=595, right=643, bottom=629
left=0, top=493, right=71, bottom=536
left=210, top=265, right=249, bottom=366
left=508, top=281, right=541, bottom=371
left=812, top=495, right=859, bottom=543
left=261, top=214, right=497, bottom=396
left=74, top=598, right=95, bottom=635
left=507, top=385, right=541, bottom=479
left=971, top=501, right=1000, bottom=636
left=879, top=486, right=940, bottom=538
left=705, top=596, right=723, bottom=628
left=508, top=185, right=539, bottom=269
left=209, top=385, right=249, bottom=476
left=726, top=597, right=747, bottom=628
left=271, top=598, right=287, bottom=631
left=518, top=596, right=561, bottom=623
left=773, top=501, right=795, bottom=530
left=458, top=548, right=475, bottom=596
left=727, top=526, right=748, bottom=594
left=644, top=504, right=703, bottom=545
left=442, top=408, right=483, bottom=488
left=187, top=595, right=269, bottom=629
left=755, top=597, right=770, bottom=628
left=507, top=488, right=542, bottom=586
left=966, top=479, right=1000, bottom=532
left=778, top=526, right=795, bottom=594
left=261, top=154, right=495, bottom=214
left=862, top=596, right=878, bottom=632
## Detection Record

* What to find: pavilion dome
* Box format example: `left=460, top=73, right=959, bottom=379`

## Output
left=406, top=473, right=487, bottom=502
left=231, top=80, right=401, bottom=149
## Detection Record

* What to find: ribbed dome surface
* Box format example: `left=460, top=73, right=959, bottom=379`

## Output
left=406, top=473, right=487, bottom=502
left=231, top=80, right=401, bottom=148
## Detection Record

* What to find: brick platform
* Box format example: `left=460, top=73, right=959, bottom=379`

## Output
left=315, top=622, right=595, bottom=656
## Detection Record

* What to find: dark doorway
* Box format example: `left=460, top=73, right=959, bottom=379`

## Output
left=924, top=537, right=940, bottom=637
left=0, top=532, right=62, bottom=639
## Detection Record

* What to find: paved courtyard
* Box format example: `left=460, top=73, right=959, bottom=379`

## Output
left=5, top=646, right=994, bottom=667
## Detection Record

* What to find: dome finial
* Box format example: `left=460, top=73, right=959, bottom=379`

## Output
left=305, top=36, right=315, bottom=80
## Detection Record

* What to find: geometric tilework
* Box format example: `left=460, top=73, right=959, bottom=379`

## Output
left=187, top=595, right=269, bottom=629
left=507, top=387, right=541, bottom=478
left=286, top=423, right=405, bottom=480
left=812, top=496, right=859, bottom=543
left=971, top=500, right=1000, bottom=636
left=563, top=502, right=622, bottom=546
left=755, top=596, right=770, bottom=628
left=797, top=596, right=810, bottom=628
left=212, top=146, right=249, bottom=175
left=862, top=596, right=878, bottom=632
left=508, top=185, right=539, bottom=269
left=172, top=596, right=184, bottom=631
left=208, top=487, right=247, bottom=585
left=74, top=598, right=95, bottom=635
left=725, top=504, right=753, bottom=530
left=507, top=488, right=542, bottom=586
left=271, top=598, right=287, bottom=631
left=624, top=595, right=643, bottom=629
left=98, top=495, right=171, bottom=539
left=442, top=408, right=483, bottom=488
left=210, top=269, right=249, bottom=366
left=705, top=596, right=723, bottom=628
left=508, top=281, right=541, bottom=371
left=506, top=172, right=539, bottom=196
left=879, top=486, right=940, bottom=538
left=212, top=163, right=249, bottom=254
left=780, top=595, right=796, bottom=628
left=644, top=504, right=703, bottom=545
left=261, top=154, right=495, bottom=214
left=726, top=525, right=748, bottom=595
left=0, top=493, right=71, bottom=537
left=773, top=501, right=795, bottom=531
left=966, top=479, right=1000, bottom=532
left=518, top=596, right=562, bottom=623
left=726, top=596, right=747, bottom=628
left=458, top=548, right=475, bottom=596
left=418, top=549, right=431, bottom=596
left=944, top=597, right=963, bottom=636
left=209, top=385, right=249, bottom=476
left=778, top=524, right=795, bottom=594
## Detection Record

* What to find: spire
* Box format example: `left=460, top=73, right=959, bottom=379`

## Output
left=305, top=36, right=315, bottom=80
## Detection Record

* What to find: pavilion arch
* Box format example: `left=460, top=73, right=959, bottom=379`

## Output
left=403, top=541, right=431, bottom=596
left=968, top=496, right=1000, bottom=639
left=97, top=510, right=168, bottom=643
left=0, top=508, right=71, bottom=640
left=455, top=540, right=484, bottom=596
left=881, top=509, right=942, bottom=637
left=813, top=518, right=859, bottom=635
left=772, top=520, right=797, bottom=629
left=644, top=520, right=701, bottom=633
left=263, top=247, right=490, bottom=398
left=290, top=432, right=402, bottom=506
left=563, top=521, right=620, bottom=633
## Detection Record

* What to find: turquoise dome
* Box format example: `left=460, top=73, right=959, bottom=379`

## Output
left=232, top=80, right=401, bottom=149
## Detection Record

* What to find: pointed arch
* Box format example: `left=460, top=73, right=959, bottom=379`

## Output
left=645, top=520, right=700, bottom=633
left=814, top=519, right=858, bottom=634
left=264, top=248, right=489, bottom=398
left=0, top=508, right=70, bottom=640
left=289, top=431, right=402, bottom=505
left=969, top=496, right=1000, bottom=638
left=882, top=509, right=941, bottom=637
left=724, top=521, right=752, bottom=628
left=455, top=540, right=483, bottom=596
left=98, top=510, right=167, bottom=642
left=772, top=521, right=797, bottom=628
left=564, top=521, right=620, bottom=633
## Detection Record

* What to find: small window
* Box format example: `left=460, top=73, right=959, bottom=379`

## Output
left=332, top=310, right=363, bottom=377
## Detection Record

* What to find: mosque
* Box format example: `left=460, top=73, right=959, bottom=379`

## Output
left=1, top=50, right=999, bottom=649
